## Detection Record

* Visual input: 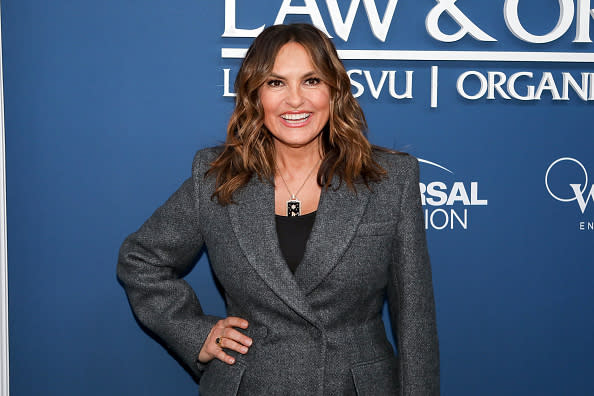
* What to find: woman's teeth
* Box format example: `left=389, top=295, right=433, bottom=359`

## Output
left=281, top=113, right=311, bottom=121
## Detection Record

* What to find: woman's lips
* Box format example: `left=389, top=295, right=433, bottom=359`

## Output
left=279, top=112, right=312, bottom=128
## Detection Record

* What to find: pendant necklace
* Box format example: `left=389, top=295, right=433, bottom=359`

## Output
left=277, top=159, right=321, bottom=217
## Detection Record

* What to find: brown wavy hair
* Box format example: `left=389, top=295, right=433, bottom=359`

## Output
left=207, top=23, right=387, bottom=205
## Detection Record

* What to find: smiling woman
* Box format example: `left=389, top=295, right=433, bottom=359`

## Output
left=117, top=23, right=439, bottom=395
left=259, top=42, right=330, bottom=150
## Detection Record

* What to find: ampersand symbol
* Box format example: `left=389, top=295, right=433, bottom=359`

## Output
left=426, top=0, right=497, bottom=42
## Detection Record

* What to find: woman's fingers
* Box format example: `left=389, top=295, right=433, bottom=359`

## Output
left=217, top=336, right=250, bottom=354
left=220, top=327, right=253, bottom=349
left=198, top=317, right=252, bottom=365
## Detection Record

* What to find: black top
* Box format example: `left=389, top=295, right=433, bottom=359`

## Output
left=275, top=211, right=317, bottom=273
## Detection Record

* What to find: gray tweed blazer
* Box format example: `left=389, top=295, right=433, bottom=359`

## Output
left=117, top=147, right=439, bottom=395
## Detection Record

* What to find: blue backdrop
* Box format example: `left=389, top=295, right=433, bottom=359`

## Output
left=3, top=1, right=593, bottom=395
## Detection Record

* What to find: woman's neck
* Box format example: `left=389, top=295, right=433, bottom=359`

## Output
left=274, top=142, right=322, bottom=178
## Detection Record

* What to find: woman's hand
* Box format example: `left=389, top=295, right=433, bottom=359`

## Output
left=198, top=317, right=253, bottom=365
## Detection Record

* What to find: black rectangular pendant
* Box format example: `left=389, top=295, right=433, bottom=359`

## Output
left=287, top=199, right=301, bottom=217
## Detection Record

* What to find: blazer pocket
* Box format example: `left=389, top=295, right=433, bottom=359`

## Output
left=351, top=355, right=399, bottom=396
left=199, top=358, right=246, bottom=396
left=356, top=221, right=397, bottom=236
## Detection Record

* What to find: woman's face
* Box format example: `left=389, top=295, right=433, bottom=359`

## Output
left=259, top=42, right=330, bottom=151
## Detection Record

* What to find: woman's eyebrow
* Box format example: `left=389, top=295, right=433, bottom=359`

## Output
left=268, top=71, right=318, bottom=80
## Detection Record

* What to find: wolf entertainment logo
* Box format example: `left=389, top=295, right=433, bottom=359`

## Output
left=545, top=158, right=594, bottom=213
left=545, top=157, right=594, bottom=230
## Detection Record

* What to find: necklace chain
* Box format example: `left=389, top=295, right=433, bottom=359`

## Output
left=277, top=159, right=321, bottom=200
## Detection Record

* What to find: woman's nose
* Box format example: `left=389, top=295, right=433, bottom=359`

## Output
left=284, top=85, right=305, bottom=108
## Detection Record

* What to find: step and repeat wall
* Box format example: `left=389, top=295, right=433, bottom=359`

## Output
left=3, top=1, right=593, bottom=395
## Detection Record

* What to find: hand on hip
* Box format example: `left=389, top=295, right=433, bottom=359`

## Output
left=198, top=317, right=252, bottom=365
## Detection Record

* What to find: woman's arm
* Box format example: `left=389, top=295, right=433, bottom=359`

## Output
left=387, top=155, right=440, bottom=395
left=117, top=152, right=222, bottom=380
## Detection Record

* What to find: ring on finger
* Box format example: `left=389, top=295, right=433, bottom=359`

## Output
left=215, top=337, right=223, bottom=347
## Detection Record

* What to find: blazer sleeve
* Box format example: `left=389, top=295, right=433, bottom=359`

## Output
left=387, top=155, right=440, bottom=395
left=116, top=151, right=222, bottom=380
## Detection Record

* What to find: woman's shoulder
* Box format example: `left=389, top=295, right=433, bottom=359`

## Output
left=371, top=145, right=419, bottom=178
left=194, top=145, right=225, bottom=161
left=191, top=145, right=225, bottom=170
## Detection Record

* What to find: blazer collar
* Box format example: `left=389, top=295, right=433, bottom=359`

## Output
left=227, top=173, right=371, bottom=325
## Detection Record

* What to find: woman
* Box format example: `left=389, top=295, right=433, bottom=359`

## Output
left=118, top=23, right=439, bottom=395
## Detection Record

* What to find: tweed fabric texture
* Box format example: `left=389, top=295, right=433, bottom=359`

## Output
left=117, top=146, right=439, bottom=395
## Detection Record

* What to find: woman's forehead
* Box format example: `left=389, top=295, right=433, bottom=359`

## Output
left=268, top=42, right=326, bottom=76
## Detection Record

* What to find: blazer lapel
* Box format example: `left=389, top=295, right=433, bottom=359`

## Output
left=227, top=175, right=320, bottom=326
left=295, top=178, right=372, bottom=296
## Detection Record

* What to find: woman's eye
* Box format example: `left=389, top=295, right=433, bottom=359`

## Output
left=267, top=80, right=283, bottom=88
left=304, top=77, right=321, bottom=86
